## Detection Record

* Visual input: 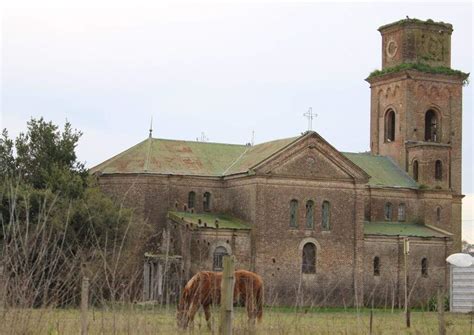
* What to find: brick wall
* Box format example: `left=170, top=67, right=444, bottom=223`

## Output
left=364, top=236, right=450, bottom=307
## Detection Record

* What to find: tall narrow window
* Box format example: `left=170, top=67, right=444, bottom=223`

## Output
left=385, top=109, right=396, bottom=142
left=203, top=192, right=211, bottom=212
left=398, top=203, right=406, bottom=222
left=413, top=160, right=419, bottom=182
left=425, top=110, right=439, bottom=142
left=373, top=256, right=380, bottom=276
left=213, top=246, right=228, bottom=271
left=188, top=191, right=196, bottom=209
left=290, top=199, right=298, bottom=228
left=384, top=203, right=393, bottom=221
left=322, top=201, right=331, bottom=230
left=421, top=258, right=428, bottom=278
left=435, top=160, right=443, bottom=180
left=436, top=207, right=441, bottom=223
left=305, top=200, right=314, bottom=229
left=302, top=243, right=316, bottom=274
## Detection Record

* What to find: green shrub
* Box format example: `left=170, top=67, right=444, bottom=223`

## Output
left=427, top=295, right=449, bottom=311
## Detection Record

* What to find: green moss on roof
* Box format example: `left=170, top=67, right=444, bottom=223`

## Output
left=367, top=63, right=469, bottom=85
left=364, top=222, right=447, bottom=238
left=92, top=136, right=419, bottom=191
left=168, top=211, right=250, bottom=230
left=91, top=136, right=297, bottom=176
left=343, top=153, right=418, bottom=189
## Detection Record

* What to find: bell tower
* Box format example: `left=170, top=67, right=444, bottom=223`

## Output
left=366, top=18, right=468, bottom=194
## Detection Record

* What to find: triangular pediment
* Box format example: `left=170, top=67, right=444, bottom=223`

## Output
left=252, top=132, right=369, bottom=182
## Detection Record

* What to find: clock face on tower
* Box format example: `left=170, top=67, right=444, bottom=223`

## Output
left=386, top=39, right=398, bottom=59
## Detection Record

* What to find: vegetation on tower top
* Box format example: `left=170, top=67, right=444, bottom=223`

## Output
left=367, top=62, right=470, bottom=85
left=378, top=18, right=453, bottom=31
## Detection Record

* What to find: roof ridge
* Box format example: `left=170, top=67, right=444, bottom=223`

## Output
left=221, top=146, right=252, bottom=176
left=144, top=136, right=153, bottom=172
left=385, top=155, right=418, bottom=184
left=150, top=137, right=247, bottom=147
left=343, top=151, right=373, bottom=155
left=425, top=224, right=454, bottom=236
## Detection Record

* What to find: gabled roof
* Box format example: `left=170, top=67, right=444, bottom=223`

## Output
left=364, top=222, right=448, bottom=238
left=91, top=133, right=417, bottom=190
left=343, top=152, right=418, bottom=189
left=90, top=136, right=297, bottom=176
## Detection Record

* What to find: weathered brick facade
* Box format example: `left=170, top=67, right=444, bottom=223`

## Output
left=93, top=18, right=466, bottom=307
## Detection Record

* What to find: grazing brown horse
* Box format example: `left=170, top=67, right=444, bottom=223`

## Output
left=177, top=269, right=263, bottom=329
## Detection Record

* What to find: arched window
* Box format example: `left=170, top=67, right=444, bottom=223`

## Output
left=188, top=191, right=196, bottom=209
left=373, top=256, right=380, bottom=276
left=425, top=110, right=439, bottom=142
left=203, top=192, right=211, bottom=211
left=290, top=199, right=298, bottom=228
left=384, top=203, right=393, bottom=221
left=398, top=203, right=406, bottom=221
left=413, top=160, right=419, bottom=182
left=302, top=243, right=316, bottom=274
left=385, top=109, right=396, bottom=142
left=436, top=207, right=441, bottom=223
left=421, top=258, right=428, bottom=278
left=435, top=160, right=443, bottom=180
left=213, top=246, right=228, bottom=271
left=322, top=201, right=331, bottom=230
left=305, top=200, right=314, bottom=229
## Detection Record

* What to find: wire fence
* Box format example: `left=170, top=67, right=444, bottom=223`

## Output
left=0, top=183, right=472, bottom=334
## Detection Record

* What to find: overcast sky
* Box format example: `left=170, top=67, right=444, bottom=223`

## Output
left=1, top=1, right=473, bottom=241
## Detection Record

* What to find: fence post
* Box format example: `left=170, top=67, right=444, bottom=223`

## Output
left=437, top=286, right=446, bottom=335
left=369, top=310, right=373, bottom=335
left=403, top=238, right=410, bottom=328
left=219, top=256, right=235, bottom=335
left=81, top=276, right=89, bottom=335
left=404, top=274, right=411, bottom=328
left=0, top=265, right=5, bottom=310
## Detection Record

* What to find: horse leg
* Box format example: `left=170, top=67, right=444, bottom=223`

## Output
left=203, top=304, right=212, bottom=330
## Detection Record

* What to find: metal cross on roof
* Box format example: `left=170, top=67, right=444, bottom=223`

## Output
left=149, top=116, right=153, bottom=138
left=303, top=107, right=318, bottom=131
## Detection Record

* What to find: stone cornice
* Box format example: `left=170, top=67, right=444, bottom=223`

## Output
left=366, top=69, right=466, bottom=86
left=405, top=141, right=451, bottom=150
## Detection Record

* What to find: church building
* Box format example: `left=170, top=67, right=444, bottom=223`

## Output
left=91, top=18, right=468, bottom=306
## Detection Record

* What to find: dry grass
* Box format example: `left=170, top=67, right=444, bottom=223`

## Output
left=1, top=306, right=472, bottom=335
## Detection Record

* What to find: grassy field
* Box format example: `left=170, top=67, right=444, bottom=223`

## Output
left=1, top=306, right=473, bottom=335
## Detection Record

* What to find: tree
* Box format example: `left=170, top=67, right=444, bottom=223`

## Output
left=1, top=118, right=87, bottom=198
left=0, top=118, right=152, bottom=307
left=0, top=129, right=15, bottom=175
